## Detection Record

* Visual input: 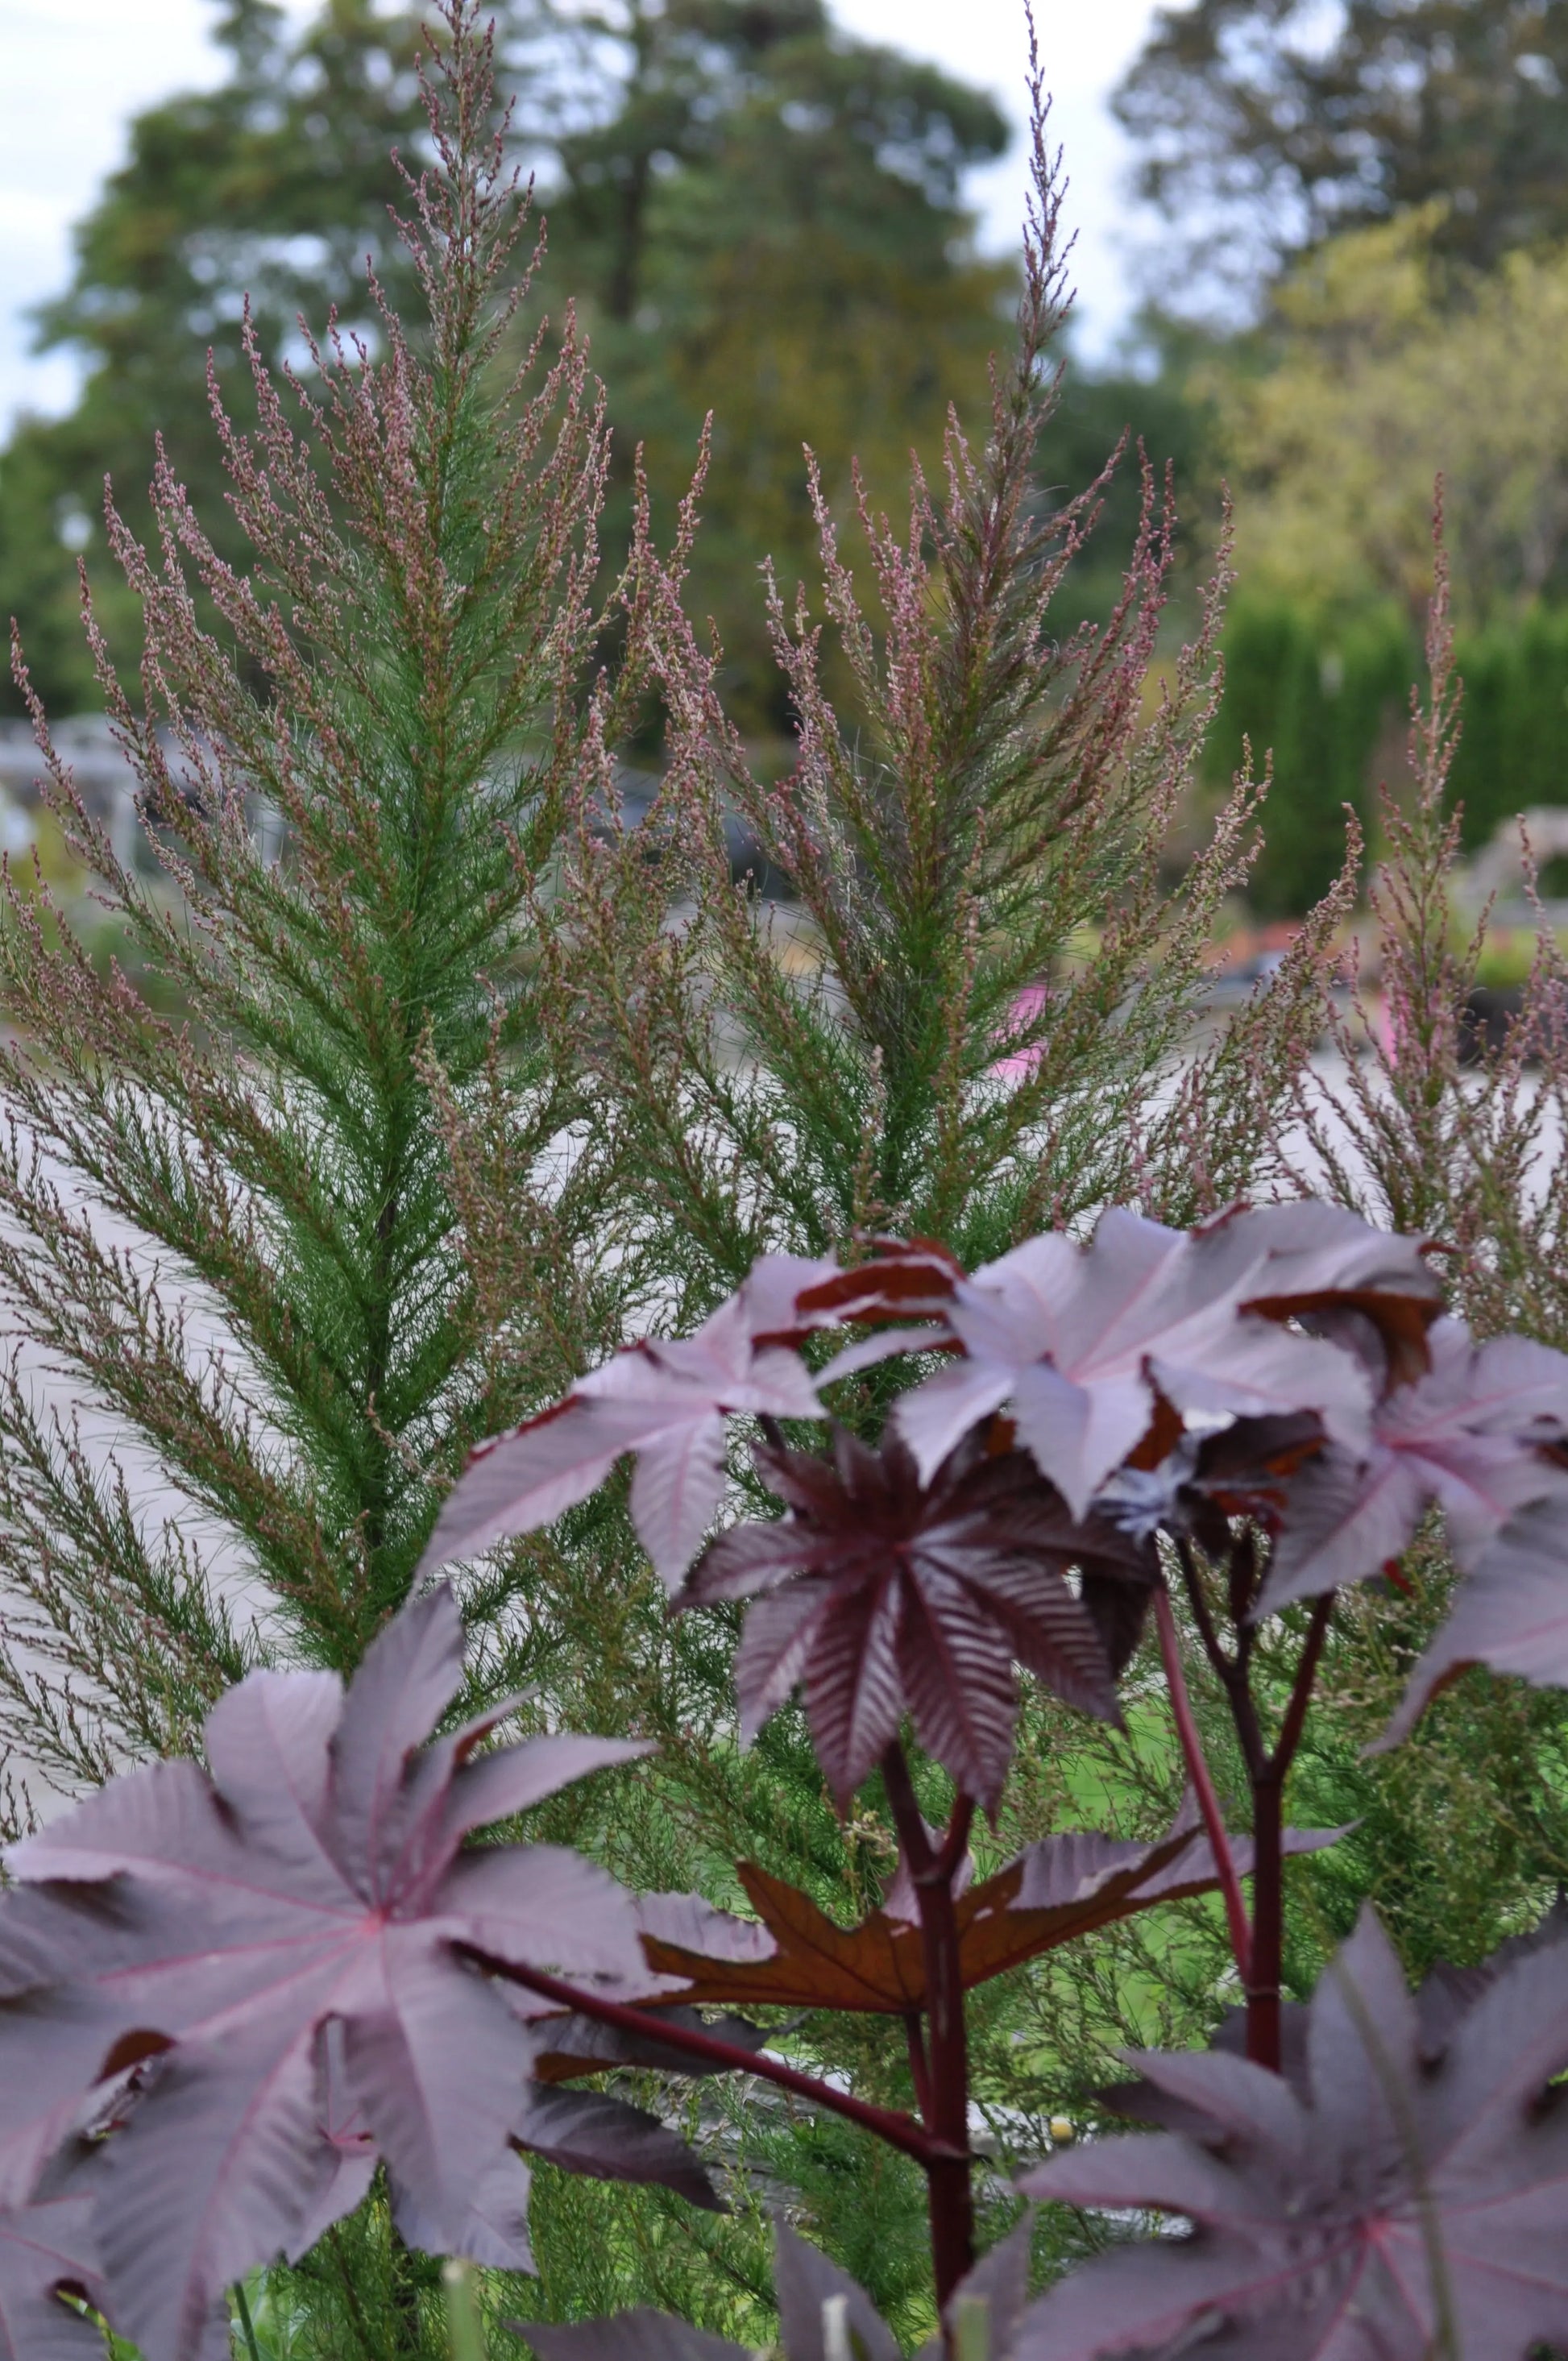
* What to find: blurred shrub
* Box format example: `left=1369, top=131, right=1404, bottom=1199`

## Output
left=1210, top=595, right=1568, bottom=911
left=1205, top=599, right=1413, bottom=915
left=1446, top=606, right=1568, bottom=847
left=1207, top=207, right=1568, bottom=623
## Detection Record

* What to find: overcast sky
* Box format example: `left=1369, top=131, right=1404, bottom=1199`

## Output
left=0, top=0, right=1171, bottom=437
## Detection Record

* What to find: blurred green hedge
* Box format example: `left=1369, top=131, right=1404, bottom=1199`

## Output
left=1207, top=600, right=1568, bottom=915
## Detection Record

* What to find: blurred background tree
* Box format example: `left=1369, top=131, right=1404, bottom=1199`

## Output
left=1209, top=206, right=1568, bottom=623
left=1117, top=0, right=1568, bottom=301
left=0, top=0, right=1036, bottom=737
left=1107, top=0, right=1568, bottom=907
left=517, top=0, right=1015, bottom=731
left=0, top=0, right=432, bottom=712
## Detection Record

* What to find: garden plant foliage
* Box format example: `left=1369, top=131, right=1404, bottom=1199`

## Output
left=3, top=3, right=1568, bottom=2359
left=0, top=1199, right=1566, bottom=2359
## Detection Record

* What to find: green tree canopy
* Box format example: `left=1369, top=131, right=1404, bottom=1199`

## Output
left=1116, top=0, right=1568, bottom=300
left=0, top=0, right=1013, bottom=729
left=514, top=0, right=1014, bottom=732
left=1204, top=207, right=1568, bottom=620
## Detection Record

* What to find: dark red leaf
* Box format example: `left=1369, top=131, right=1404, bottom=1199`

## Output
left=514, top=2087, right=724, bottom=2214
left=685, top=1432, right=1128, bottom=1806
left=529, top=2005, right=768, bottom=2085
left=794, top=1239, right=961, bottom=1329
left=636, top=1810, right=1340, bottom=2015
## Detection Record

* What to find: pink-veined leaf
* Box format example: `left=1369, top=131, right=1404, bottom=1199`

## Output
left=0, top=2197, right=102, bottom=2361
left=284, top=2022, right=376, bottom=2263
left=683, top=1430, right=1138, bottom=1807
left=388, top=2136, right=535, bottom=2272
left=1378, top=1482, right=1568, bottom=1747
left=885, top=1207, right=1429, bottom=1519
left=0, top=1586, right=653, bottom=2361
left=1259, top=1319, right=1568, bottom=1611
left=421, top=1283, right=823, bottom=1588
left=1019, top=1905, right=1568, bottom=2361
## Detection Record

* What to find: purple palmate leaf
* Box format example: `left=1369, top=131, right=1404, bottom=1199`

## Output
left=873, top=1205, right=1434, bottom=1520
left=683, top=1429, right=1140, bottom=1807
left=0, top=1587, right=655, bottom=2361
left=1258, top=1318, right=1568, bottom=1611
left=1020, top=1905, right=1568, bottom=2360
left=420, top=1264, right=828, bottom=1587
left=1378, top=1484, right=1568, bottom=1747
left=516, top=2084, right=724, bottom=2214
left=0, top=2197, right=102, bottom=2361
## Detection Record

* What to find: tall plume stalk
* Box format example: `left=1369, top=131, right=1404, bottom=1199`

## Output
left=557, top=21, right=1341, bottom=1313
left=0, top=0, right=649, bottom=1795
left=1258, top=490, right=1568, bottom=1349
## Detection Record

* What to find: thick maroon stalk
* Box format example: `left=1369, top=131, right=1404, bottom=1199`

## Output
left=1244, top=1768, right=1284, bottom=2068
left=1243, top=1595, right=1333, bottom=2072
left=1153, top=1586, right=1251, bottom=1981
left=882, top=1744, right=976, bottom=2313
left=903, top=2010, right=933, bottom=2119
left=471, top=1951, right=954, bottom=2168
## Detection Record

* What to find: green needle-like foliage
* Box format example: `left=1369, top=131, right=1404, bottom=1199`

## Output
left=0, top=14, right=1384, bottom=2353
left=0, top=3, right=647, bottom=1791
left=558, top=52, right=1342, bottom=1318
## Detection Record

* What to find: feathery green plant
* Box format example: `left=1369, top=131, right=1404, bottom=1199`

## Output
left=1242, top=508, right=1568, bottom=1986
left=495, top=39, right=1351, bottom=2326
left=0, top=2, right=645, bottom=1790
left=557, top=46, right=1340, bottom=1319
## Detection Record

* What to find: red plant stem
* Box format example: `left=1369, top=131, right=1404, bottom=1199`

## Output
left=471, top=1952, right=955, bottom=2168
left=1244, top=1595, right=1334, bottom=2073
left=1271, top=1595, right=1334, bottom=1777
left=1153, top=1584, right=1252, bottom=1982
left=903, top=2010, right=933, bottom=2119
left=881, top=1743, right=976, bottom=2314
left=1245, top=1766, right=1284, bottom=2070
left=934, top=1795, right=976, bottom=1885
